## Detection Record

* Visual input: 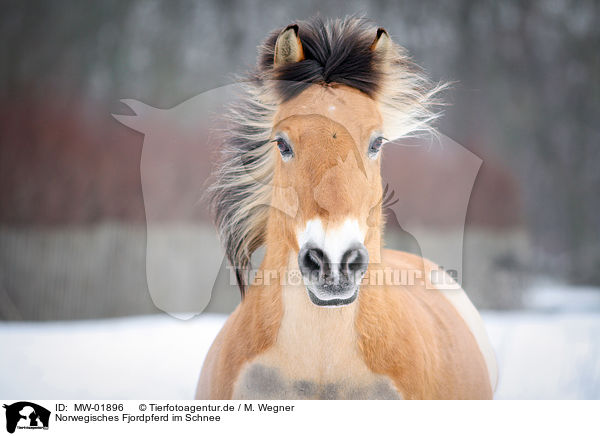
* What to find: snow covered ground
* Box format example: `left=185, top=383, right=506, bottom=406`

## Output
left=1, top=311, right=599, bottom=399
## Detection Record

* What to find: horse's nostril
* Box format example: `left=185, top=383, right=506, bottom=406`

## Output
left=341, top=245, right=369, bottom=278
left=307, top=249, right=324, bottom=271
left=299, top=246, right=327, bottom=278
left=299, top=244, right=367, bottom=284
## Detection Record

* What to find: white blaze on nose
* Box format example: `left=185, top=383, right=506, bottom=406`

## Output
left=297, top=218, right=366, bottom=265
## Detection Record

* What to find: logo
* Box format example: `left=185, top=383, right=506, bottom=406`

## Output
left=112, top=86, right=481, bottom=318
left=3, top=402, right=50, bottom=434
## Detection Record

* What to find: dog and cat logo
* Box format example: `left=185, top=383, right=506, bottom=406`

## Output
left=2, top=402, right=50, bottom=433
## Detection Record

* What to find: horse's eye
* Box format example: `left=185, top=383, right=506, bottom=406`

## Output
left=368, top=136, right=385, bottom=158
left=275, top=137, right=294, bottom=161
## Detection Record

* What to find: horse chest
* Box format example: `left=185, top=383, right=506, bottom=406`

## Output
left=231, top=362, right=401, bottom=400
left=231, top=286, right=402, bottom=400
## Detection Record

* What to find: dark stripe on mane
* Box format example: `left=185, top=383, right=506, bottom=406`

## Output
left=259, top=17, right=383, bottom=101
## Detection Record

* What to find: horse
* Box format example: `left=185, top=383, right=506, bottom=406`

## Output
left=196, top=17, right=497, bottom=400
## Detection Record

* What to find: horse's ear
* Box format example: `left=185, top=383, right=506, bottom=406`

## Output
left=370, top=27, right=391, bottom=54
left=274, top=24, right=305, bottom=66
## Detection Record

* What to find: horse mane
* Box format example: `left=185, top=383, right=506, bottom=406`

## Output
left=209, top=16, right=446, bottom=296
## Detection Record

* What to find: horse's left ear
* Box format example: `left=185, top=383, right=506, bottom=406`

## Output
left=370, top=27, right=391, bottom=54
left=274, top=24, right=305, bottom=66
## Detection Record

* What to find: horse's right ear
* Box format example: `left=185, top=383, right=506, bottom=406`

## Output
left=274, top=24, right=305, bottom=66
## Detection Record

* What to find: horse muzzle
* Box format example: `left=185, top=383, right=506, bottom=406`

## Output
left=298, top=242, right=369, bottom=307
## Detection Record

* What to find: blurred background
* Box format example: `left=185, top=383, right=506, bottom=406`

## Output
left=0, top=0, right=599, bottom=399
